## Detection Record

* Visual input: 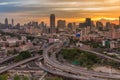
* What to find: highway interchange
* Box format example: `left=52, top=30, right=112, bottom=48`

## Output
left=0, top=36, right=120, bottom=80
left=38, top=41, right=120, bottom=80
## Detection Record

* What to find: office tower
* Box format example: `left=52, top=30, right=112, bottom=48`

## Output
left=40, top=21, right=46, bottom=33
left=12, top=19, right=14, bottom=26
left=85, top=18, right=91, bottom=27
left=85, top=18, right=92, bottom=32
left=57, top=20, right=66, bottom=31
left=73, top=22, right=76, bottom=28
left=79, top=23, right=86, bottom=28
left=96, top=21, right=103, bottom=30
left=91, top=21, right=95, bottom=31
left=119, top=16, right=120, bottom=27
left=50, top=14, right=55, bottom=33
left=73, top=22, right=77, bottom=32
left=68, top=23, right=73, bottom=29
left=106, top=22, right=111, bottom=30
left=5, top=18, right=8, bottom=26
left=41, top=22, right=45, bottom=27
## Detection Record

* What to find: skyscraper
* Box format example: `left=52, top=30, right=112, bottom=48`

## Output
left=106, top=22, right=111, bottom=30
left=85, top=18, right=91, bottom=27
left=68, top=23, right=73, bottom=29
left=57, top=20, right=66, bottom=31
left=40, top=21, right=46, bottom=33
left=12, top=19, right=14, bottom=26
left=5, top=18, right=8, bottom=26
left=119, top=16, right=120, bottom=27
left=85, top=18, right=92, bottom=32
left=96, top=21, right=103, bottom=30
left=50, top=14, right=55, bottom=33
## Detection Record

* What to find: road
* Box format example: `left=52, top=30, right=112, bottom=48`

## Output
left=38, top=62, right=91, bottom=80
left=0, top=56, right=43, bottom=74
left=39, top=72, right=47, bottom=80
left=41, top=42, right=120, bottom=80
left=50, top=49, right=120, bottom=78
left=79, top=47, right=120, bottom=63
left=1, top=36, right=119, bottom=79
left=0, top=54, right=18, bottom=64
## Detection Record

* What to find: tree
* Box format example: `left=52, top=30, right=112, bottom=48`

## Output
left=38, top=50, right=43, bottom=55
left=46, top=77, right=63, bottom=80
left=13, top=75, right=20, bottom=80
left=0, top=74, right=7, bottom=80
left=22, top=76, right=29, bottom=80
left=14, top=51, right=31, bottom=61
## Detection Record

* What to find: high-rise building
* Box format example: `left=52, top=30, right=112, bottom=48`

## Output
left=85, top=18, right=91, bottom=27
left=119, top=16, right=120, bottom=27
left=68, top=23, right=73, bottom=29
left=50, top=14, right=55, bottom=33
left=5, top=18, right=8, bottom=26
left=57, top=20, right=66, bottom=31
left=91, top=21, right=95, bottom=31
left=79, top=23, right=86, bottom=28
left=96, top=21, right=103, bottom=30
left=40, top=21, right=46, bottom=33
left=85, top=18, right=92, bottom=32
left=106, top=22, right=111, bottom=30
left=12, top=19, right=14, bottom=26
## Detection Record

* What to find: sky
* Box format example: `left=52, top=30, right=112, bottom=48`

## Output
left=0, top=0, right=120, bottom=25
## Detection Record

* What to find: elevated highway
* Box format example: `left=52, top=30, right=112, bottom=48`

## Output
left=0, top=54, right=18, bottom=64
left=41, top=42, right=120, bottom=80
left=0, top=56, right=43, bottom=74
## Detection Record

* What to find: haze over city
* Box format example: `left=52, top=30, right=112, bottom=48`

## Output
left=1, top=0, right=120, bottom=80
left=0, top=0, right=120, bottom=25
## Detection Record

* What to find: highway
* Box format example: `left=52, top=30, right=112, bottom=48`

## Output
left=0, top=54, right=18, bottom=64
left=39, top=72, right=47, bottom=80
left=42, top=44, right=100, bottom=79
left=0, top=39, right=46, bottom=65
left=1, top=36, right=120, bottom=79
left=0, top=56, right=43, bottom=74
left=38, top=62, right=92, bottom=80
left=79, top=47, right=120, bottom=63
left=50, top=49, right=120, bottom=78
left=41, top=42, right=120, bottom=80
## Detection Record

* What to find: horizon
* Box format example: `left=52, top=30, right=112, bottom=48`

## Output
left=0, top=0, right=120, bottom=25
left=0, top=16, right=119, bottom=26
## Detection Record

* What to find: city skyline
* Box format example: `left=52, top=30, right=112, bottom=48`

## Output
left=0, top=0, right=120, bottom=25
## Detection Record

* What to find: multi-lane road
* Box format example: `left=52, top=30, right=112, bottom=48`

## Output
left=0, top=36, right=120, bottom=80
left=40, top=41, right=120, bottom=80
left=79, top=47, right=120, bottom=63
left=0, top=56, right=43, bottom=74
left=0, top=54, right=19, bottom=64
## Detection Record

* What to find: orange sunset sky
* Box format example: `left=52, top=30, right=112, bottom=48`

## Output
left=0, top=0, right=120, bottom=25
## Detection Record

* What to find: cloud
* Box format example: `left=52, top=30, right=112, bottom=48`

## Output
left=0, top=0, right=120, bottom=24
left=0, top=2, right=19, bottom=5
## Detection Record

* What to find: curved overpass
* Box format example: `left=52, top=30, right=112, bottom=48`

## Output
left=40, top=42, right=120, bottom=80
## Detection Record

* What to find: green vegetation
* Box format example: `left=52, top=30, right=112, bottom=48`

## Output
left=13, top=75, right=21, bottom=80
left=60, top=48, right=120, bottom=69
left=22, top=76, right=29, bottom=80
left=13, top=75, right=29, bottom=80
left=81, top=41, right=102, bottom=48
left=0, top=74, right=8, bottom=80
left=60, top=49, right=100, bottom=68
left=45, top=77, right=63, bottom=80
left=0, top=30, right=20, bottom=38
left=15, top=51, right=31, bottom=62
left=38, top=50, right=43, bottom=55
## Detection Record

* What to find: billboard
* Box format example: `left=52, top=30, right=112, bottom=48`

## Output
left=76, top=34, right=81, bottom=37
